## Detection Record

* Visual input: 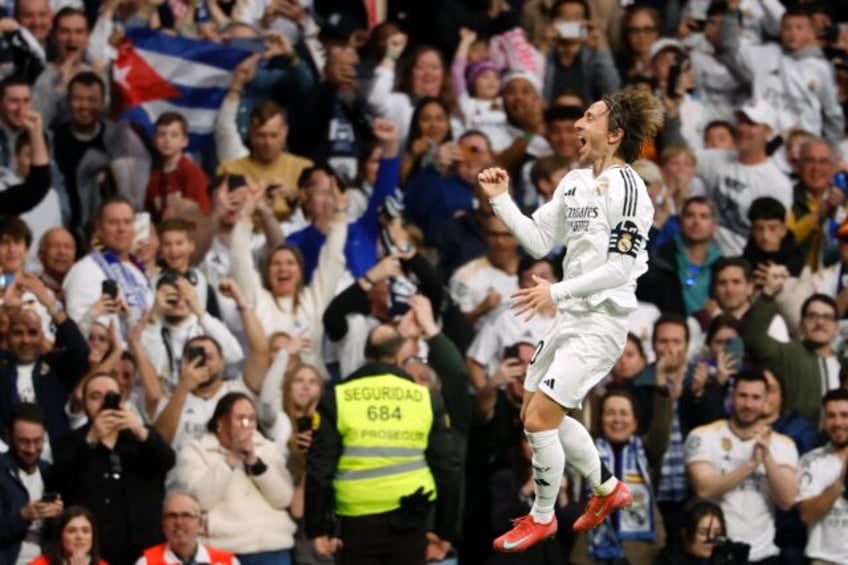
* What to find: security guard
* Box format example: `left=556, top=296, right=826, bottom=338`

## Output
left=305, top=324, right=462, bottom=564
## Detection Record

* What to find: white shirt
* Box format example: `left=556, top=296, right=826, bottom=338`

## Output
left=16, top=467, right=43, bottom=565
left=492, top=165, right=653, bottom=314
left=685, top=420, right=799, bottom=561
left=467, top=307, right=554, bottom=376
left=695, top=150, right=793, bottom=255
left=16, top=363, right=35, bottom=403
left=797, top=445, right=848, bottom=564
left=449, top=256, right=518, bottom=331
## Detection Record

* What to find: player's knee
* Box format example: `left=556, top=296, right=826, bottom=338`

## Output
left=523, top=395, right=566, bottom=432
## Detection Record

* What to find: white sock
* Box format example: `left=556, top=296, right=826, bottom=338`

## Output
left=526, top=429, right=565, bottom=524
left=558, top=416, right=618, bottom=496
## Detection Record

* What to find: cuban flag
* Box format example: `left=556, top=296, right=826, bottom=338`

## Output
left=113, top=29, right=253, bottom=149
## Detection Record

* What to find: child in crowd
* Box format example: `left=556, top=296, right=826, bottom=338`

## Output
left=144, top=112, right=211, bottom=221
left=156, top=218, right=221, bottom=318
left=451, top=28, right=510, bottom=150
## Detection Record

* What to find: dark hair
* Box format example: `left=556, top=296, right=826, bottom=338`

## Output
left=681, top=498, right=725, bottom=547
left=652, top=312, right=690, bottom=344
left=602, top=88, right=664, bottom=163
left=712, top=256, right=753, bottom=283
left=599, top=389, right=638, bottom=423
left=155, top=111, right=189, bottom=135
left=747, top=197, right=787, bottom=223
left=396, top=45, right=456, bottom=112
left=248, top=100, right=288, bottom=128
left=530, top=155, right=571, bottom=186
left=14, top=130, right=30, bottom=153
left=801, top=293, right=838, bottom=319
left=184, top=335, right=223, bottom=359
left=550, top=0, right=591, bottom=19
left=518, top=254, right=562, bottom=281
left=544, top=104, right=583, bottom=125
left=297, top=163, right=339, bottom=190
left=93, top=195, right=134, bottom=224
left=624, top=332, right=646, bottom=359
left=67, top=71, right=105, bottom=98
left=207, top=392, right=255, bottom=433
left=120, top=349, right=136, bottom=366
left=457, top=128, right=493, bottom=149
left=157, top=218, right=195, bottom=238
left=704, top=119, right=735, bottom=141
left=782, top=5, right=815, bottom=24
left=0, top=75, right=29, bottom=99
left=706, top=314, right=740, bottom=344
left=733, top=368, right=768, bottom=388
left=405, top=96, right=453, bottom=152
left=43, top=506, right=101, bottom=565
left=0, top=215, right=33, bottom=248
left=364, top=325, right=404, bottom=362
left=11, top=401, right=44, bottom=429
left=764, top=369, right=787, bottom=408
left=52, top=6, right=88, bottom=31
left=823, top=387, right=848, bottom=406
left=680, top=195, right=716, bottom=218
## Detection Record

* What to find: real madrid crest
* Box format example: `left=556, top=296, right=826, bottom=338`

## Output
left=595, top=179, right=610, bottom=195
left=617, top=233, right=633, bottom=254
left=721, top=437, right=732, bottom=452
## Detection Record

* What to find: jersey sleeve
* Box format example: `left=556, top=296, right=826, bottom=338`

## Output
left=770, top=434, right=799, bottom=468
left=490, top=182, right=567, bottom=258
left=549, top=167, right=652, bottom=302
left=684, top=427, right=713, bottom=464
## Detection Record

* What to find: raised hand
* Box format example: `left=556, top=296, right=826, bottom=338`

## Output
left=477, top=167, right=510, bottom=199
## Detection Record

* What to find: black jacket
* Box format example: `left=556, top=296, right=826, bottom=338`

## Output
left=0, top=453, right=55, bottom=564
left=53, top=426, right=175, bottom=565
left=305, top=362, right=463, bottom=541
left=742, top=233, right=806, bottom=277
left=0, top=317, right=90, bottom=450
left=637, top=239, right=687, bottom=316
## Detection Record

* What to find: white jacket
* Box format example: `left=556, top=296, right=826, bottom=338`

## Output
left=229, top=218, right=347, bottom=377
left=177, top=432, right=295, bottom=554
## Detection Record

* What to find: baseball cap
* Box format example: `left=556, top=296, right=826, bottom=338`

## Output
left=649, top=38, right=684, bottom=61
left=735, top=98, right=777, bottom=133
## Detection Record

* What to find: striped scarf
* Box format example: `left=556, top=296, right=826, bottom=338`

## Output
left=656, top=401, right=688, bottom=502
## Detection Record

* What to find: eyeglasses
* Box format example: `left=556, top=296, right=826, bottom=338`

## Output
left=626, top=26, right=657, bottom=34
left=803, top=312, right=836, bottom=322
left=163, top=512, right=200, bottom=521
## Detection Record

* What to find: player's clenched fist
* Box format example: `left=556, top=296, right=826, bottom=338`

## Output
left=477, top=167, right=510, bottom=199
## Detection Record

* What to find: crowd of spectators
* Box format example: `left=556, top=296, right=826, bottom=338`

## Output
left=0, top=0, right=847, bottom=563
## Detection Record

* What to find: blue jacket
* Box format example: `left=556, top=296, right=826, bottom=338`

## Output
left=0, top=452, right=54, bottom=564
left=288, top=157, right=400, bottom=282
left=403, top=165, right=475, bottom=247
left=0, top=318, right=90, bottom=450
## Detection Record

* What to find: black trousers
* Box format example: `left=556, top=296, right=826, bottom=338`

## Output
left=338, top=512, right=427, bottom=565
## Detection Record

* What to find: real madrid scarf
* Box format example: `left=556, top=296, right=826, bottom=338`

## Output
left=588, top=436, right=656, bottom=561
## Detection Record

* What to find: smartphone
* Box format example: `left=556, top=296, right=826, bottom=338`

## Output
left=41, top=492, right=58, bottom=503
left=297, top=415, right=313, bottom=432
left=725, top=337, right=744, bottom=360
left=229, top=37, right=267, bottom=54
left=133, top=212, right=151, bottom=247
left=0, top=273, right=13, bottom=289
left=102, top=391, right=121, bottom=410
left=503, top=344, right=520, bottom=360
left=101, top=279, right=118, bottom=299
left=227, top=174, right=248, bottom=192
left=186, top=345, right=207, bottom=367
left=554, top=21, right=586, bottom=39
left=667, top=61, right=683, bottom=98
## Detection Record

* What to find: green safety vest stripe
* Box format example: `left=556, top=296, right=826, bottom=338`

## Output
left=335, top=458, right=427, bottom=481
left=341, top=446, right=425, bottom=457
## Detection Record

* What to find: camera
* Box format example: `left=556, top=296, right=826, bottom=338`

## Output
left=710, top=538, right=750, bottom=564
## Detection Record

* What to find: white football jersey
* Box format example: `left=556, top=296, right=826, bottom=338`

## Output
left=492, top=165, right=653, bottom=314
left=685, top=420, right=799, bottom=561
left=797, top=445, right=848, bottom=564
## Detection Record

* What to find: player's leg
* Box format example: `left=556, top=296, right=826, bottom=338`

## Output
left=492, top=391, right=565, bottom=553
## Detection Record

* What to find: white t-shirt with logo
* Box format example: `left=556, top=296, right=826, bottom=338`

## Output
left=797, top=445, right=848, bottom=564
left=449, top=257, right=518, bottom=331
left=685, top=420, right=799, bottom=561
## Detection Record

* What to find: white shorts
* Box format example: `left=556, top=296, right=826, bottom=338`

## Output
left=525, top=308, right=629, bottom=409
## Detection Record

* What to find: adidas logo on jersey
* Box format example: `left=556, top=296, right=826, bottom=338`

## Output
left=563, top=186, right=576, bottom=197
left=542, top=378, right=556, bottom=390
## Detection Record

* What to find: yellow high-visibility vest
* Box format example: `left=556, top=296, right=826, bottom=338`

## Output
left=333, top=373, right=436, bottom=516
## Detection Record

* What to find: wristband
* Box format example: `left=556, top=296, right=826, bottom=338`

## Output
left=245, top=457, right=268, bottom=476
left=521, top=131, right=535, bottom=142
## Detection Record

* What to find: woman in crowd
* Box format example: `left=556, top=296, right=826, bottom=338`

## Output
left=586, top=333, right=647, bottom=435
left=654, top=499, right=729, bottom=564
left=617, top=5, right=662, bottom=82
left=28, top=506, right=106, bottom=565
left=178, top=392, right=296, bottom=565
left=571, top=390, right=671, bottom=565
left=229, top=185, right=349, bottom=377
left=401, top=97, right=454, bottom=184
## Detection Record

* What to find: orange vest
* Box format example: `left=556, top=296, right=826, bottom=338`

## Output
left=142, top=543, right=235, bottom=565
